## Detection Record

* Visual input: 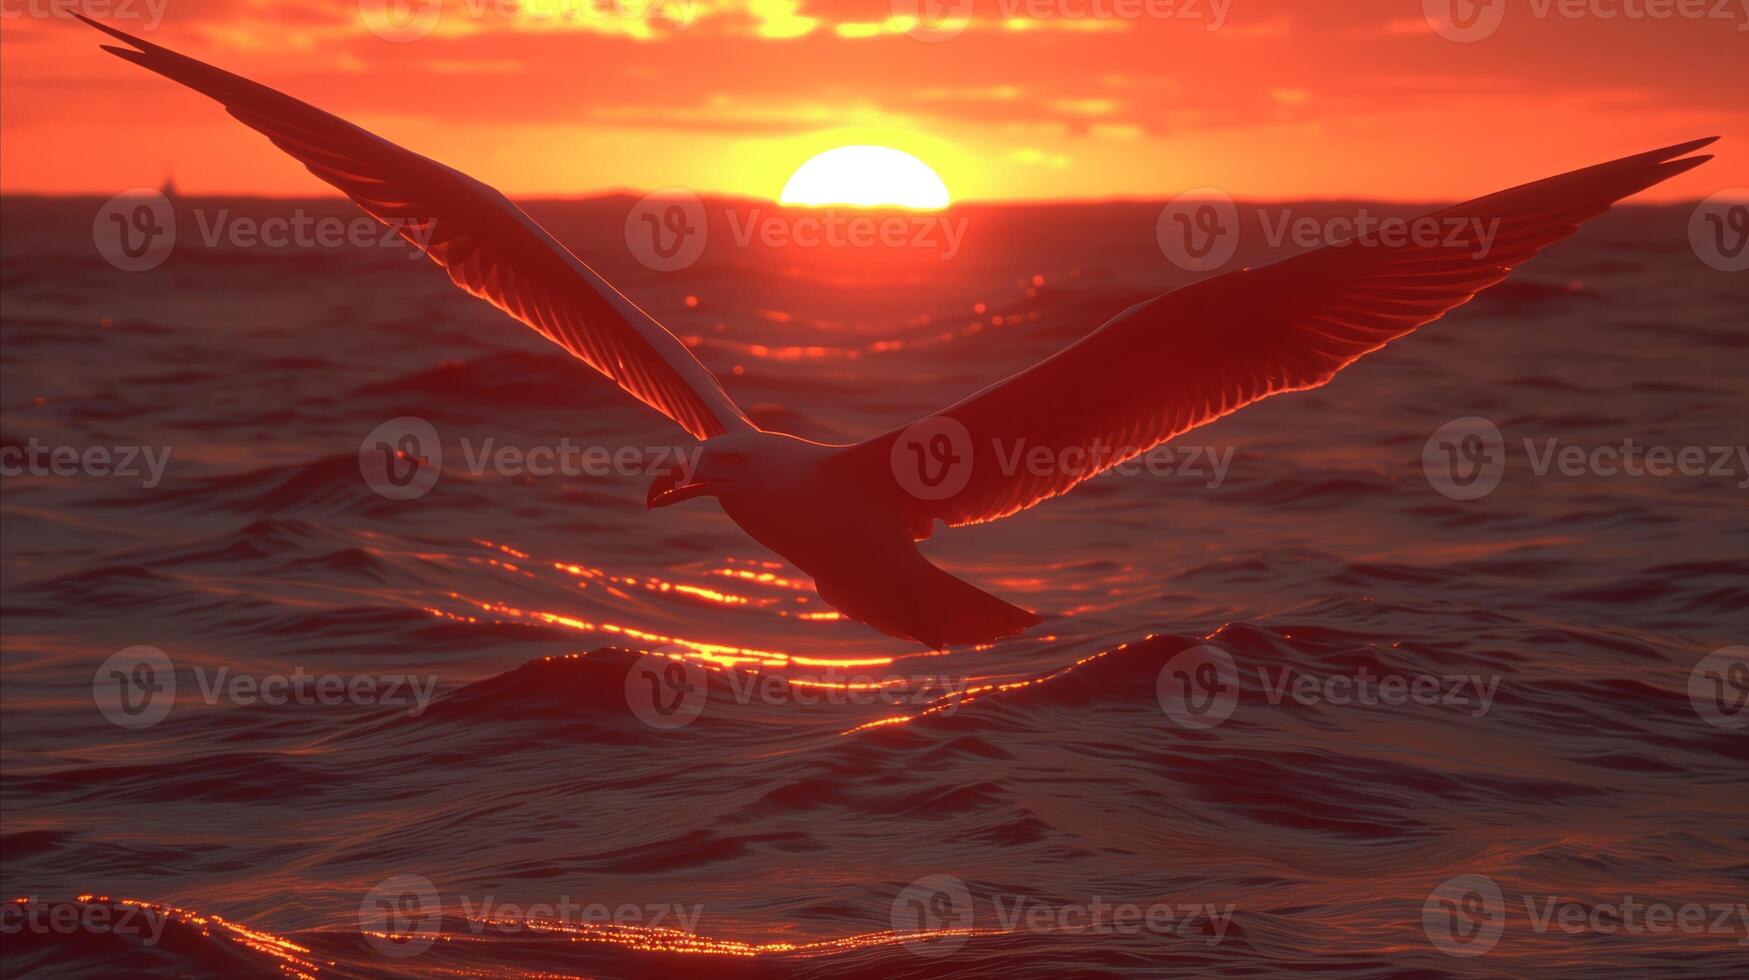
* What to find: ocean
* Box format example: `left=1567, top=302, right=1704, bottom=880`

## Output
left=2, top=194, right=1745, bottom=977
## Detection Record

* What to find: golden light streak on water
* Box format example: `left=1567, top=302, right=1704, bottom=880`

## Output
left=710, top=567, right=811, bottom=591
left=840, top=643, right=1129, bottom=734
left=19, top=895, right=1009, bottom=969
left=20, top=896, right=324, bottom=978
left=789, top=653, right=889, bottom=667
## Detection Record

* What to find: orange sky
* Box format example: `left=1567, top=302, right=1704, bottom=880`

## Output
left=1, top=0, right=1743, bottom=201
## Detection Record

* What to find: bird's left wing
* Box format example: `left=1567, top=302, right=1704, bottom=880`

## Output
left=80, top=16, right=750, bottom=442
left=838, top=137, right=1716, bottom=536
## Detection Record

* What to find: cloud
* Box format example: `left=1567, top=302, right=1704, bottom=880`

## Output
left=7, top=0, right=1741, bottom=200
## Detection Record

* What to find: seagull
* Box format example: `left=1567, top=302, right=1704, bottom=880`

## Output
left=79, top=17, right=1715, bottom=648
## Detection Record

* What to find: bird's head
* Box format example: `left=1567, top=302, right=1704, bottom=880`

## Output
left=646, top=433, right=757, bottom=509
left=646, top=430, right=832, bottom=509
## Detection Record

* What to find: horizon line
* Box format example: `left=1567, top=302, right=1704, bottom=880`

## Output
left=0, top=190, right=1717, bottom=208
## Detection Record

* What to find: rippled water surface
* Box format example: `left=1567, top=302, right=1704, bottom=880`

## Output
left=2, top=197, right=1746, bottom=977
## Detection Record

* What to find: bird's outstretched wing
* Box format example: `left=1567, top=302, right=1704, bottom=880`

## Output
left=843, top=137, right=1716, bottom=535
left=80, top=16, right=750, bottom=442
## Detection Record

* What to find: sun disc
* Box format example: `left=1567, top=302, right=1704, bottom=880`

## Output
left=779, top=146, right=950, bottom=210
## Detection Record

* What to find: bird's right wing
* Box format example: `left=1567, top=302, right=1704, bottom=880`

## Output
left=841, top=137, right=1716, bottom=535
left=81, top=16, right=750, bottom=442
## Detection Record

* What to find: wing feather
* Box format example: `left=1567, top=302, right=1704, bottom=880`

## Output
left=845, top=138, right=1716, bottom=534
left=84, top=17, right=748, bottom=441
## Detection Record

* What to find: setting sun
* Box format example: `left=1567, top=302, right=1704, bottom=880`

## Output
left=779, top=146, right=951, bottom=210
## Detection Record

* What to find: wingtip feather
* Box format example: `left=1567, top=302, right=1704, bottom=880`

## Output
left=1640, top=136, right=1719, bottom=164
left=1628, top=154, right=1714, bottom=196
left=98, top=44, right=147, bottom=62
left=76, top=14, right=154, bottom=51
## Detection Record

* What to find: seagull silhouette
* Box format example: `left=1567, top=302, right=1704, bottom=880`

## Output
left=80, top=17, right=1715, bottom=648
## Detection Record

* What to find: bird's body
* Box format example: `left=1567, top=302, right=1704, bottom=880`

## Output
left=78, top=15, right=1715, bottom=647
left=674, top=431, right=867, bottom=588
left=655, top=431, right=1042, bottom=648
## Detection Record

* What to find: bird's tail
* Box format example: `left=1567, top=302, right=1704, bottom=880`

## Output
left=814, top=548, right=1042, bottom=650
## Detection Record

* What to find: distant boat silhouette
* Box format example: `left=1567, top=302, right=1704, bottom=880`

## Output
left=78, top=16, right=1715, bottom=647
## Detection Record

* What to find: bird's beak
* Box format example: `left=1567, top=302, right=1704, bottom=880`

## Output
left=647, top=471, right=719, bottom=509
